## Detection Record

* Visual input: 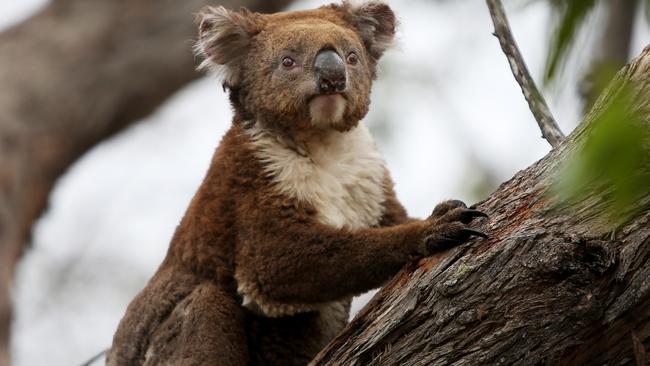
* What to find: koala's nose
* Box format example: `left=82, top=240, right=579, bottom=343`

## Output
left=314, top=49, right=347, bottom=94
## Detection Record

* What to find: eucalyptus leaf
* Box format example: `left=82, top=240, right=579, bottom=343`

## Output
left=544, top=0, right=599, bottom=84
left=555, top=79, right=650, bottom=227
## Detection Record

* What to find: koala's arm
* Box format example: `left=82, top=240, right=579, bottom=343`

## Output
left=233, top=186, right=485, bottom=314
left=235, top=204, right=424, bottom=306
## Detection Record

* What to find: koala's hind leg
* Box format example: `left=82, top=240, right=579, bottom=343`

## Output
left=108, top=270, right=248, bottom=366
left=141, top=282, right=248, bottom=366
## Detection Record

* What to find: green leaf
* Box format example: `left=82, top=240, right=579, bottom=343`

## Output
left=555, top=79, right=650, bottom=227
left=544, top=0, right=599, bottom=84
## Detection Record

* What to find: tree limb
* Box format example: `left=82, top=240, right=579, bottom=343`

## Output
left=486, top=0, right=565, bottom=147
left=0, top=1, right=292, bottom=365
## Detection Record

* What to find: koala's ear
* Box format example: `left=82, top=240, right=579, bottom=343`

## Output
left=195, top=6, right=262, bottom=88
left=338, top=1, right=396, bottom=63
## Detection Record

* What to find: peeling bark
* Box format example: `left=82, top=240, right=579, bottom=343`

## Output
left=311, top=46, right=650, bottom=366
left=0, top=1, right=292, bottom=365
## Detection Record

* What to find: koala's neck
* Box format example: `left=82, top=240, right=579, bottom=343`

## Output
left=286, top=129, right=336, bottom=157
left=250, top=123, right=347, bottom=157
left=245, top=121, right=388, bottom=230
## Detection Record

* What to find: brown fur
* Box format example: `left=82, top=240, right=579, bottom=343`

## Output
left=108, top=2, right=485, bottom=365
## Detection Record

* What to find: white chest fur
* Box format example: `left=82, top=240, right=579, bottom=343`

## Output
left=247, top=124, right=387, bottom=230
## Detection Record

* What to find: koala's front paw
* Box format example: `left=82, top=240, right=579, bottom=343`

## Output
left=419, top=200, right=488, bottom=255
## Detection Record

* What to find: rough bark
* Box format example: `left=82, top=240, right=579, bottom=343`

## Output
left=0, top=1, right=291, bottom=365
left=311, top=47, right=650, bottom=365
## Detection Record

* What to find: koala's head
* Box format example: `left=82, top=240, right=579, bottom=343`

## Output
left=196, top=1, right=396, bottom=134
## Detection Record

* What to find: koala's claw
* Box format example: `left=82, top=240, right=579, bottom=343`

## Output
left=460, top=209, right=489, bottom=223
left=421, top=227, right=486, bottom=254
left=420, top=201, right=489, bottom=256
left=459, top=228, right=489, bottom=239
left=435, top=207, right=489, bottom=224
left=422, top=234, right=459, bottom=254
left=430, top=199, right=467, bottom=218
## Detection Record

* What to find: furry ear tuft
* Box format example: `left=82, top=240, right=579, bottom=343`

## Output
left=338, top=1, right=396, bottom=63
left=195, top=6, right=262, bottom=88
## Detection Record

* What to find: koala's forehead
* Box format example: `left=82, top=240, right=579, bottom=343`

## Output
left=256, top=17, right=362, bottom=53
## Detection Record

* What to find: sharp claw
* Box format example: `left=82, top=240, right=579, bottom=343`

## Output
left=458, top=209, right=489, bottom=224
left=467, top=209, right=489, bottom=219
left=431, top=200, right=468, bottom=219
left=461, top=228, right=489, bottom=239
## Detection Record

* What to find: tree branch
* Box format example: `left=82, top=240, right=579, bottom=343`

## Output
left=311, top=46, right=650, bottom=366
left=486, top=0, right=565, bottom=147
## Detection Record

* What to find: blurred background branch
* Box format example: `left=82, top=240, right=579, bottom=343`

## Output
left=544, top=0, right=641, bottom=112
left=0, top=1, right=292, bottom=365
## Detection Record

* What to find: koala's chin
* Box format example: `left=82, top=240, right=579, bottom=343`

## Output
left=308, top=94, right=347, bottom=129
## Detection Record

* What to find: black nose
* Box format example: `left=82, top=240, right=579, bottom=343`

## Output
left=314, top=49, right=346, bottom=93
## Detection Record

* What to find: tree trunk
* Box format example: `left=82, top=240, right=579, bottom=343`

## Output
left=311, top=46, right=650, bottom=365
left=0, top=1, right=291, bottom=365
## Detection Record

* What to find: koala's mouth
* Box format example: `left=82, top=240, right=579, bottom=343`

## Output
left=307, top=91, right=347, bottom=102
left=310, top=93, right=344, bottom=104
left=308, top=93, right=347, bottom=127
left=306, top=92, right=348, bottom=111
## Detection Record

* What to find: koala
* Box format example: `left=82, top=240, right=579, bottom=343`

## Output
left=107, top=2, right=487, bottom=365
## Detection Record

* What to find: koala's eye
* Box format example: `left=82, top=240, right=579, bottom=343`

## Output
left=281, top=57, right=296, bottom=68
left=346, top=52, right=358, bottom=65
